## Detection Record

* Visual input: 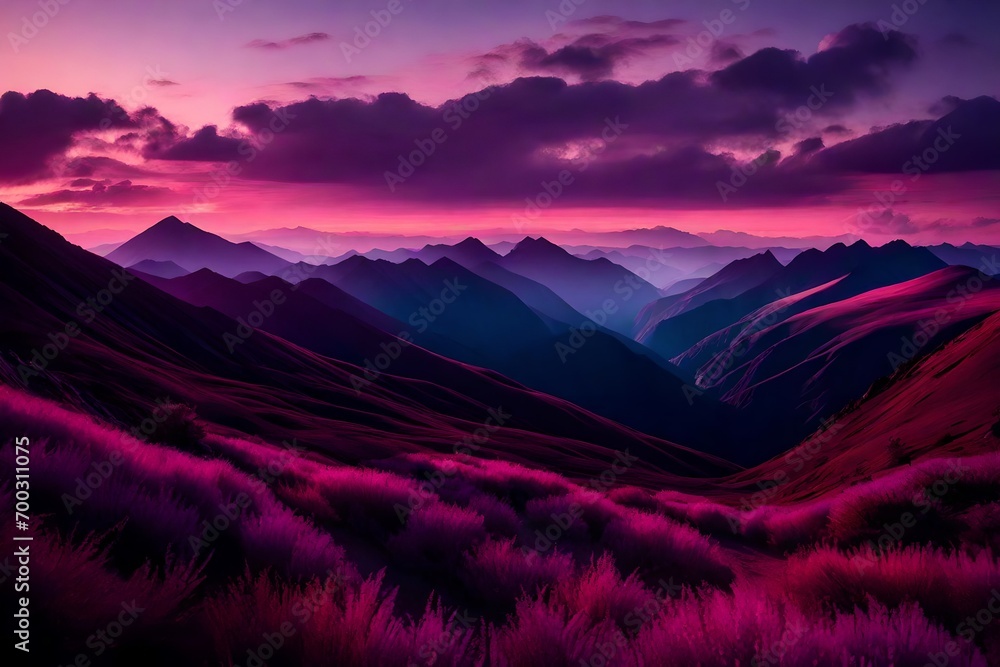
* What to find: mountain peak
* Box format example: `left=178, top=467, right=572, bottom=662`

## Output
left=511, top=236, right=565, bottom=254
left=454, top=236, right=489, bottom=250
left=106, top=214, right=291, bottom=278
left=151, top=215, right=186, bottom=230
left=881, top=239, right=913, bottom=251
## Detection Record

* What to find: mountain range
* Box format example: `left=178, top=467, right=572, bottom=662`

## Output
left=5, top=204, right=998, bottom=468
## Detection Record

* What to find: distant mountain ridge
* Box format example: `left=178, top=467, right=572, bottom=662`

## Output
left=641, top=239, right=948, bottom=361
left=0, top=202, right=734, bottom=477
left=107, top=216, right=292, bottom=277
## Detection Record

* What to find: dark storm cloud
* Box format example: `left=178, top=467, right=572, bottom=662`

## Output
left=793, top=137, right=825, bottom=155
left=475, top=32, right=681, bottom=81
left=17, top=180, right=175, bottom=208
left=710, top=23, right=917, bottom=107
left=0, top=90, right=133, bottom=183
left=116, top=23, right=994, bottom=206
left=810, top=96, right=1000, bottom=173
left=143, top=125, right=244, bottom=162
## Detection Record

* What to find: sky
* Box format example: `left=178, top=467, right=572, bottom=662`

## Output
left=1, top=0, right=998, bottom=246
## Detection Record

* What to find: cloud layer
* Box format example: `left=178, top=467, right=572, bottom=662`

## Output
left=2, top=21, right=997, bottom=232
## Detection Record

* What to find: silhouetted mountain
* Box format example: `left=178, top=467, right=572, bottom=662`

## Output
left=568, top=244, right=801, bottom=275
left=133, top=268, right=472, bottom=371
left=575, top=225, right=708, bottom=248
left=87, top=241, right=123, bottom=256
left=233, top=270, right=269, bottom=283
left=465, top=259, right=688, bottom=376
left=296, top=253, right=734, bottom=450
left=231, top=226, right=457, bottom=255
left=339, top=237, right=505, bottom=267
left=926, top=242, right=999, bottom=272
left=127, top=259, right=189, bottom=279
left=417, top=237, right=501, bottom=267
left=107, top=216, right=292, bottom=277
left=249, top=241, right=319, bottom=263
left=577, top=249, right=687, bottom=288
left=661, top=277, right=706, bottom=296
left=643, top=240, right=947, bottom=360
left=697, top=229, right=860, bottom=250
left=693, top=266, right=1000, bottom=455
left=635, top=251, right=784, bottom=338
left=499, top=237, right=661, bottom=336
left=0, top=202, right=734, bottom=477
left=465, top=260, right=586, bottom=331
left=732, top=308, right=1000, bottom=500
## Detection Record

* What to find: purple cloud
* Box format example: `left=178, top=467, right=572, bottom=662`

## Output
left=811, top=96, right=1000, bottom=173
left=0, top=90, right=133, bottom=183
left=17, top=180, right=174, bottom=208
left=143, top=125, right=244, bottom=162
left=711, top=23, right=917, bottom=107
left=246, top=33, right=331, bottom=50
left=132, top=47, right=949, bottom=207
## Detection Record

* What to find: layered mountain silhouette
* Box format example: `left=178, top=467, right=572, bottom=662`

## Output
left=926, top=242, right=999, bottom=272
left=0, top=203, right=737, bottom=478
left=642, top=240, right=947, bottom=361
left=497, top=237, right=661, bottom=336
left=635, top=250, right=784, bottom=338
left=107, top=215, right=292, bottom=277
left=127, top=258, right=190, bottom=279
left=692, top=266, right=1000, bottom=452
left=5, top=201, right=998, bottom=471
left=287, top=253, right=733, bottom=449
left=729, top=307, right=1000, bottom=502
